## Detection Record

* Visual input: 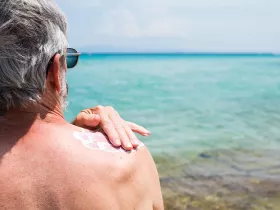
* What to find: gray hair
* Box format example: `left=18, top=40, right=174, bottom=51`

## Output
left=0, top=0, right=68, bottom=111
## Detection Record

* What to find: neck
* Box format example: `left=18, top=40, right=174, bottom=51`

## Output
left=1, top=90, right=65, bottom=125
left=3, top=104, right=64, bottom=123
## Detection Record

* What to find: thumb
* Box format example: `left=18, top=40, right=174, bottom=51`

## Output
left=82, top=114, right=101, bottom=127
left=75, top=113, right=101, bottom=128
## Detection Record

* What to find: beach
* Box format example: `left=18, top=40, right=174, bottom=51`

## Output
left=65, top=54, right=280, bottom=209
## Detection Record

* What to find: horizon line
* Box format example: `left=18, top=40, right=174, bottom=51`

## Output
left=79, top=52, right=280, bottom=56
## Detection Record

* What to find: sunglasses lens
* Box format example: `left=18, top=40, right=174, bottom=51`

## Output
left=67, top=48, right=79, bottom=68
left=67, top=56, right=78, bottom=68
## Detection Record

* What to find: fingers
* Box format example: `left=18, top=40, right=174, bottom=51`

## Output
left=114, top=124, right=133, bottom=150
left=123, top=125, right=141, bottom=148
left=86, top=106, right=150, bottom=151
left=126, top=121, right=151, bottom=136
left=109, top=110, right=133, bottom=150
left=100, top=116, right=121, bottom=147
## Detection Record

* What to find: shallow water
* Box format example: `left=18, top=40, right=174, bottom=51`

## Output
left=65, top=54, right=280, bottom=209
left=158, top=149, right=280, bottom=209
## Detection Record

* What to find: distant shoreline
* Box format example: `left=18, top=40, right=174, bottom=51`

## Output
left=80, top=52, right=279, bottom=56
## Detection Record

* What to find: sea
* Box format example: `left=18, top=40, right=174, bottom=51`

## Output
left=65, top=54, right=280, bottom=209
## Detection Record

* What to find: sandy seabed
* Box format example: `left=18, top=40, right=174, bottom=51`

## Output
left=154, top=149, right=280, bottom=210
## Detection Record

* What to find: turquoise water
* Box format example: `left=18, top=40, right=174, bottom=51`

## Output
left=65, top=54, right=280, bottom=157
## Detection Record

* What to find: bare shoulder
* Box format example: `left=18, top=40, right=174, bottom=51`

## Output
left=70, top=128, right=150, bottom=171
left=52, top=126, right=151, bottom=179
left=51, top=126, right=162, bottom=209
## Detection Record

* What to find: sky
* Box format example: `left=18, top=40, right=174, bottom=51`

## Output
left=57, top=0, right=280, bottom=53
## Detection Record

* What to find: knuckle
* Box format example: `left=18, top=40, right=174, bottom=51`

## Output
left=115, top=124, right=124, bottom=130
left=102, top=119, right=111, bottom=127
left=95, top=105, right=103, bottom=111
left=81, top=109, right=90, bottom=115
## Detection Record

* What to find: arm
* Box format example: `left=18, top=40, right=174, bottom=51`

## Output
left=140, top=147, right=164, bottom=210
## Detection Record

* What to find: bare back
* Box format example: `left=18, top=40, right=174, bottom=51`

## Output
left=0, top=119, right=163, bottom=210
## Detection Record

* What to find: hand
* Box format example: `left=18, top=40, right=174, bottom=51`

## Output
left=72, top=105, right=151, bottom=150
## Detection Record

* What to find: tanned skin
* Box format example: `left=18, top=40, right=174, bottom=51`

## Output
left=0, top=54, right=164, bottom=210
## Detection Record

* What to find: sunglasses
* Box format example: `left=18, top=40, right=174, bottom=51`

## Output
left=66, top=48, right=81, bottom=69
left=46, top=48, right=81, bottom=77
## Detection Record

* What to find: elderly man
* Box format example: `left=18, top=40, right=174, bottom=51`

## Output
left=0, top=0, right=163, bottom=209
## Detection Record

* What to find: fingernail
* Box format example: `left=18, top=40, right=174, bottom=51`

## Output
left=131, top=138, right=139, bottom=146
left=126, top=143, right=133, bottom=149
left=143, top=133, right=150, bottom=136
left=115, top=138, right=121, bottom=145
left=145, top=130, right=151, bottom=134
